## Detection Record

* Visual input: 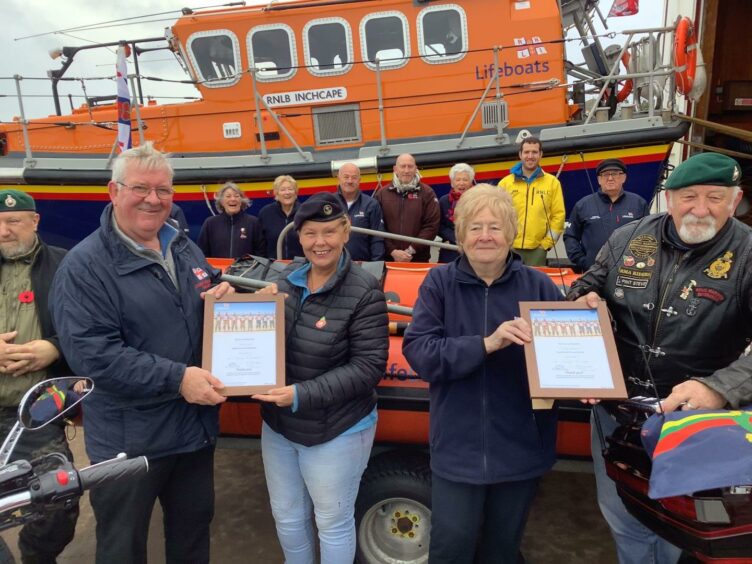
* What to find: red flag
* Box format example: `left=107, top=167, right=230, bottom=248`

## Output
left=608, top=0, right=639, bottom=17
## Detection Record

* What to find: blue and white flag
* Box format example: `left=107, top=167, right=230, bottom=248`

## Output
left=116, top=45, right=132, bottom=152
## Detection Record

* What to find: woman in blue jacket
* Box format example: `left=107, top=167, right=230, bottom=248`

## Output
left=403, top=185, right=562, bottom=564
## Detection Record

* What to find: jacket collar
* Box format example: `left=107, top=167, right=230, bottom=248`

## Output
left=511, top=161, right=543, bottom=183
left=454, top=251, right=523, bottom=286
left=597, top=190, right=624, bottom=204
left=99, top=204, right=186, bottom=275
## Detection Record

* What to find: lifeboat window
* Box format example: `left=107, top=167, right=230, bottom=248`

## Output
left=417, top=5, right=467, bottom=64
left=248, top=24, right=298, bottom=82
left=303, top=18, right=353, bottom=76
left=360, top=12, right=410, bottom=70
left=186, top=30, right=241, bottom=87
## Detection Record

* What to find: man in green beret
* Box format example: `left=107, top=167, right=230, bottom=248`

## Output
left=567, top=152, right=752, bottom=564
left=0, top=189, right=79, bottom=561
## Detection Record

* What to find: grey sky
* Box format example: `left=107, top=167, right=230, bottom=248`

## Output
left=0, top=0, right=667, bottom=122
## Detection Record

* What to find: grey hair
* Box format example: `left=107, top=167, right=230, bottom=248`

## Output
left=449, top=163, right=475, bottom=182
left=111, top=141, right=173, bottom=184
left=215, top=182, right=250, bottom=213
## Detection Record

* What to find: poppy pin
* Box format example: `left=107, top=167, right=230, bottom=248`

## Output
left=315, top=316, right=326, bottom=329
left=18, top=291, right=34, bottom=304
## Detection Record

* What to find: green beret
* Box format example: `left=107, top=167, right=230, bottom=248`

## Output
left=0, top=189, right=35, bottom=212
left=665, top=153, right=742, bottom=190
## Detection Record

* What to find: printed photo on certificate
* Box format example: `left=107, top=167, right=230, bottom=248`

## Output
left=202, top=294, right=285, bottom=396
left=519, top=301, right=627, bottom=399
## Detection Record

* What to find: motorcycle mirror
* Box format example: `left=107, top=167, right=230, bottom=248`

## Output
left=17, top=377, right=94, bottom=430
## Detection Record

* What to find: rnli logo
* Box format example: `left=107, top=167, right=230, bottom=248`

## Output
left=4, top=195, right=16, bottom=208
left=192, top=267, right=209, bottom=281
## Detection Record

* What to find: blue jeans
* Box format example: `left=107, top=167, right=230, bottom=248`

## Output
left=261, top=422, right=375, bottom=564
left=591, top=405, right=682, bottom=564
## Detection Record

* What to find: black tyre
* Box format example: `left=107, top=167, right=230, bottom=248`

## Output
left=355, top=450, right=432, bottom=564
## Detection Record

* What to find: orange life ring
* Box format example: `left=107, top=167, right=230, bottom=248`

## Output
left=673, top=17, right=698, bottom=96
left=603, top=51, right=633, bottom=103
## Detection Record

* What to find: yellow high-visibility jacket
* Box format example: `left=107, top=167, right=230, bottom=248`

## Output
left=499, top=163, right=565, bottom=251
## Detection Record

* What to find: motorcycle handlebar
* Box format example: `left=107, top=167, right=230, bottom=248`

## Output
left=78, top=456, right=149, bottom=491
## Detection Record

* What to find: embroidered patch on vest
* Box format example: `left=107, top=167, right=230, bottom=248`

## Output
left=703, top=251, right=733, bottom=280
left=694, top=287, right=725, bottom=303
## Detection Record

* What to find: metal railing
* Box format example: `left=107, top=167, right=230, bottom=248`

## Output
left=275, top=222, right=458, bottom=261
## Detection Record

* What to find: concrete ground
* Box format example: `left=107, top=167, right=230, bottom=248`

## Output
left=1, top=431, right=616, bottom=563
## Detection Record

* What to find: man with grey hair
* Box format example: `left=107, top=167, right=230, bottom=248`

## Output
left=50, top=142, right=233, bottom=563
left=0, top=189, right=78, bottom=562
left=568, top=152, right=752, bottom=564
left=197, top=181, right=265, bottom=258
left=374, top=153, right=440, bottom=262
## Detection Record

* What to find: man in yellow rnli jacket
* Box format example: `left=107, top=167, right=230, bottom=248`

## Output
left=499, top=137, right=565, bottom=265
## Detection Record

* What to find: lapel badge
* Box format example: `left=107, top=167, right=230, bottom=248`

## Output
left=679, top=279, right=696, bottom=300
left=315, top=316, right=327, bottom=329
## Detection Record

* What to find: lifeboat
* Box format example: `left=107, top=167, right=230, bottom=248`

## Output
left=0, top=0, right=700, bottom=249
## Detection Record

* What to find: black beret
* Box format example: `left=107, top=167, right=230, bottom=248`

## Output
left=596, top=159, right=627, bottom=176
left=0, top=189, right=35, bottom=213
left=293, top=192, right=346, bottom=231
left=665, top=152, right=742, bottom=190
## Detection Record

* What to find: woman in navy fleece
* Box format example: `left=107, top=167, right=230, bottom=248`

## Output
left=403, top=185, right=562, bottom=564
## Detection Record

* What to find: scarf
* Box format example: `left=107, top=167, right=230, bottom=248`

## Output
left=391, top=170, right=422, bottom=195
left=447, top=189, right=463, bottom=223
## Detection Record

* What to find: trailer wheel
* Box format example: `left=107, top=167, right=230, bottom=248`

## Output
left=355, top=451, right=432, bottom=564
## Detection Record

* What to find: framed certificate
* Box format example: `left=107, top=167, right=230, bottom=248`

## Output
left=202, top=294, right=286, bottom=396
left=519, top=301, right=627, bottom=399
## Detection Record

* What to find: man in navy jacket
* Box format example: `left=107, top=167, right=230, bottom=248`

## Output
left=335, top=163, right=385, bottom=261
left=564, top=159, right=649, bottom=272
left=50, top=143, right=232, bottom=564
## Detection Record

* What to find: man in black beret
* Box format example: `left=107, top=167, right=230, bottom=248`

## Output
left=567, top=152, right=752, bottom=564
left=564, top=158, right=649, bottom=272
left=0, top=189, right=79, bottom=561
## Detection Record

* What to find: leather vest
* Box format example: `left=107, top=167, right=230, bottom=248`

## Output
left=603, top=215, right=752, bottom=397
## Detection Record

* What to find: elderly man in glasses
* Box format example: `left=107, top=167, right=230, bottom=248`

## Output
left=564, top=158, right=649, bottom=273
left=50, top=142, right=233, bottom=564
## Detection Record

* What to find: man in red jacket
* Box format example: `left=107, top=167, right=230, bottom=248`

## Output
left=374, top=153, right=441, bottom=262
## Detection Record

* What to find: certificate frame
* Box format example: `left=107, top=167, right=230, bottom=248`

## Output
left=202, top=293, right=285, bottom=396
left=519, top=301, right=627, bottom=399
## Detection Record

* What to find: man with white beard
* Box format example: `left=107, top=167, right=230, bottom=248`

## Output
left=566, top=152, right=752, bottom=564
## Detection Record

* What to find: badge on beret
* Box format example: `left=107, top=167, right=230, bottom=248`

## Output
left=322, top=204, right=333, bottom=216
left=733, top=166, right=741, bottom=182
left=4, top=195, right=16, bottom=208
left=704, top=251, right=733, bottom=279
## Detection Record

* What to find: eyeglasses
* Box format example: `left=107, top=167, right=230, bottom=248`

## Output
left=116, top=182, right=174, bottom=200
left=599, top=171, right=625, bottom=179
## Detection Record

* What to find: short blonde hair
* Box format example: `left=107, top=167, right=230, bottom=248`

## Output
left=272, top=175, right=298, bottom=195
left=215, top=182, right=250, bottom=213
left=454, top=184, right=517, bottom=253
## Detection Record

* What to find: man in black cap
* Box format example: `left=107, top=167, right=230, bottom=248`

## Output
left=567, top=152, right=752, bottom=564
left=0, top=189, right=78, bottom=562
left=564, top=158, right=649, bottom=272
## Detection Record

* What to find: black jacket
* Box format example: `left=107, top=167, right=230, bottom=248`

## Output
left=568, top=214, right=752, bottom=405
left=258, top=201, right=303, bottom=259
left=197, top=212, right=266, bottom=259
left=261, top=252, right=389, bottom=446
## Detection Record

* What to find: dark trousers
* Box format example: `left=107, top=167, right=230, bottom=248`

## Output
left=0, top=408, right=79, bottom=564
left=429, top=473, right=539, bottom=564
left=89, top=446, right=215, bottom=564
